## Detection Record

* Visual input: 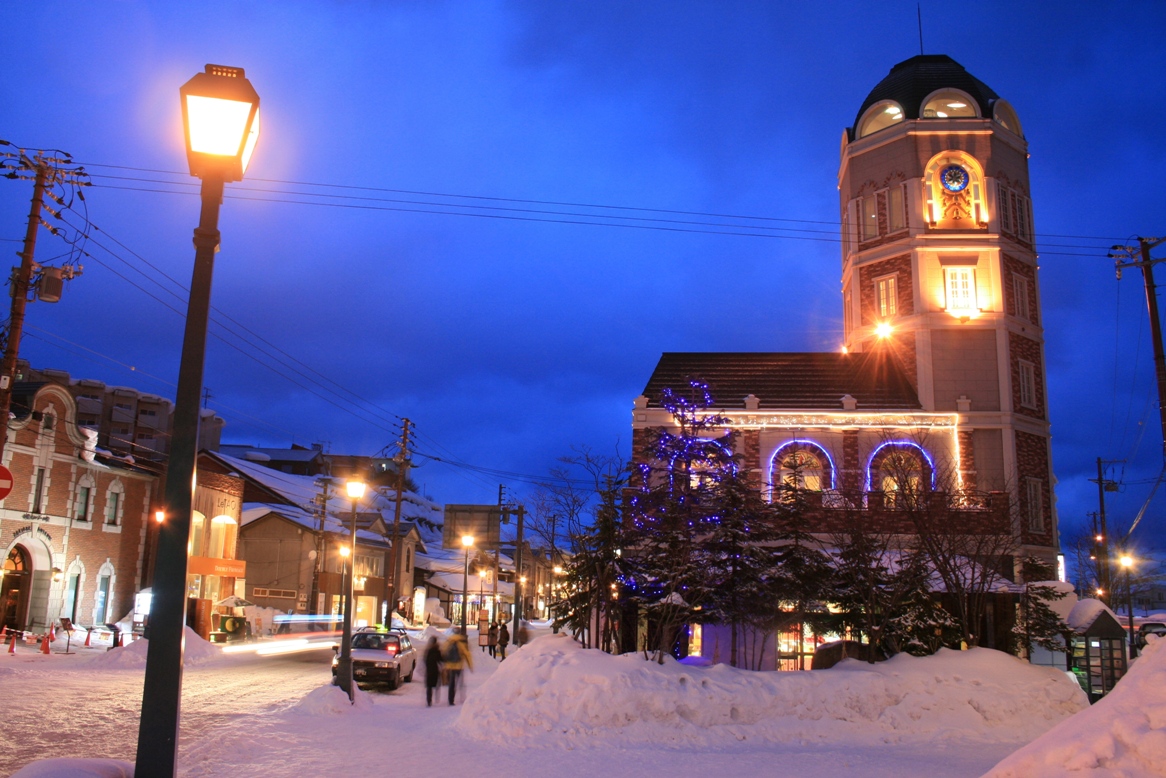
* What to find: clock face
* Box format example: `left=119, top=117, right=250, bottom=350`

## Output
left=941, top=164, right=970, bottom=193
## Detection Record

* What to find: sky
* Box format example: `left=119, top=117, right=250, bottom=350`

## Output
left=2, top=1, right=1165, bottom=552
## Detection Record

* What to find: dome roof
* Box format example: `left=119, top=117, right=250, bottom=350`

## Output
left=853, top=54, right=999, bottom=133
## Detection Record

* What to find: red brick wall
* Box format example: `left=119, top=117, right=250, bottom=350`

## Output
left=1015, top=430, right=1053, bottom=546
left=958, top=429, right=977, bottom=490
left=1008, top=331, right=1045, bottom=420
left=742, top=430, right=761, bottom=489
left=1002, top=254, right=1038, bottom=325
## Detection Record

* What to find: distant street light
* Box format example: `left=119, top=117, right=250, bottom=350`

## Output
left=461, top=534, right=474, bottom=633
left=135, top=64, right=259, bottom=778
left=1120, top=553, right=1137, bottom=658
left=336, top=480, right=366, bottom=702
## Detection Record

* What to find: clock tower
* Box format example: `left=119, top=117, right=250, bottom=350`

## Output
left=839, top=55, right=1055, bottom=561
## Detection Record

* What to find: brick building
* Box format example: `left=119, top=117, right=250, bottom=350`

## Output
left=634, top=56, right=1057, bottom=574
left=0, top=382, right=158, bottom=634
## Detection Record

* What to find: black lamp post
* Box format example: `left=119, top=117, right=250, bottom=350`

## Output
left=335, top=480, right=365, bottom=702
left=460, top=534, right=474, bottom=633
left=135, top=64, right=259, bottom=778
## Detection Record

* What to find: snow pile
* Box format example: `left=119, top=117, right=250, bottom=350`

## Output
left=456, top=634, right=1086, bottom=748
left=290, top=683, right=375, bottom=715
left=88, top=627, right=224, bottom=669
left=984, top=635, right=1166, bottom=777
left=10, top=757, right=133, bottom=778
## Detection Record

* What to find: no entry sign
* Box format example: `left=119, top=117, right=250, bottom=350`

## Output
left=0, top=464, right=13, bottom=500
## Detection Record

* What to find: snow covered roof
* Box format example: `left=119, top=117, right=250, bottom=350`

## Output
left=1066, top=598, right=1123, bottom=636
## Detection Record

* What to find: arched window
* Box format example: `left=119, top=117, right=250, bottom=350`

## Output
left=769, top=440, right=835, bottom=502
left=866, top=442, right=936, bottom=509
left=857, top=100, right=905, bottom=138
left=668, top=437, right=736, bottom=493
left=992, top=100, right=1023, bottom=137
left=104, top=480, right=125, bottom=527
left=74, top=475, right=96, bottom=522
left=921, top=89, right=979, bottom=119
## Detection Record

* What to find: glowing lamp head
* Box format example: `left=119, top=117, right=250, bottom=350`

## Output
left=520, top=576, right=527, bottom=584
left=180, top=64, right=260, bottom=182
left=461, top=534, right=474, bottom=548
left=339, top=545, right=350, bottom=558
left=155, top=510, right=165, bottom=524
left=875, top=322, right=893, bottom=339
left=553, top=566, right=564, bottom=575
left=345, top=480, right=366, bottom=500
left=51, top=567, right=63, bottom=583
left=1119, top=554, right=1133, bottom=569
left=1096, top=588, right=1104, bottom=597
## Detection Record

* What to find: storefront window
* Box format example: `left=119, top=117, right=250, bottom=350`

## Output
left=207, top=515, right=237, bottom=559
left=189, top=511, right=206, bottom=557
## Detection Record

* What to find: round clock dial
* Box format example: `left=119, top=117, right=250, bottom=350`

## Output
left=940, top=164, right=970, bottom=193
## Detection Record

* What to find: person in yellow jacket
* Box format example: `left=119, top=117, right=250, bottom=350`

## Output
left=444, top=628, right=474, bottom=705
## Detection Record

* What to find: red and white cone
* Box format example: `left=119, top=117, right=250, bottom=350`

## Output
left=39, top=634, right=50, bottom=654
left=7, top=634, right=15, bottom=655
left=83, top=629, right=91, bottom=648
left=48, top=624, right=56, bottom=642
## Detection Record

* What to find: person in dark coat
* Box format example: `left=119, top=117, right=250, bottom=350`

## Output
left=497, top=622, right=510, bottom=660
left=423, top=636, right=443, bottom=707
left=487, top=622, right=498, bottom=658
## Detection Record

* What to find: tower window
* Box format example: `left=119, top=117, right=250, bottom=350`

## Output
left=1019, top=360, right=1037, bottom=409
left=1025, top=478, right=1045, bottom=532
left=888, top=185, right=906, bottom=232
left=944, top=267, right=977, bottom=315
left=876, top=275, right=898, bottom=318
left=1012, top=272, right=1031, bottom=322
left=861, top=196, right=878, bottom=241
left=921, top=90, right=979, bottom=119
left=856, top=100, right=904, bottom=138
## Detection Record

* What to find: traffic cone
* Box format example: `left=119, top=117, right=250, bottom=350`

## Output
left=0, top=625, right=7, bottom=640
left=7, top=634, right=15, bottom=655
left=83, top=629, right=91, bottom=648
left=39, top=634, right=50, bottom=654
left=48, top=624, right=56, bottom=642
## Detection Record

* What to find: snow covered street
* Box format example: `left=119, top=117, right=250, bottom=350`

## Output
left=2, top=627, right=1092, bottom=778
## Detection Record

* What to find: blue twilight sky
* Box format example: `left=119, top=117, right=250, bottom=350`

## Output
left=2, top=1, right=1165, bottom=552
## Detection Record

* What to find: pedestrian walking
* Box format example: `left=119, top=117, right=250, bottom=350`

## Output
left=487, top=622, right=498, bottom=658
left=444, top=628, right=474, bottom=705
left=497, top=622, right=510, bottom=660
left=423, top=637, right=443, bottom=707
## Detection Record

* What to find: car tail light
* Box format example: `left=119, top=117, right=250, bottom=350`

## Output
left=385, top=644, right=398, bottom=656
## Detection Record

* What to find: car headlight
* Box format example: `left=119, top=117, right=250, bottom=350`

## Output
left=375, top=662, right=390, bottom=668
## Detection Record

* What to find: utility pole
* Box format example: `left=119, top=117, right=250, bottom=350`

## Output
left=0, top=146, right=88, bottom=462
left=1089, top=458, right=1122, bottom=606
left=493, top=484, right=504, bottom=622
left=1112, top=237, right=1166, bottom=458
left=309, top=476, right=331, bottom=626
left=385, top=419, right=411, bottom=624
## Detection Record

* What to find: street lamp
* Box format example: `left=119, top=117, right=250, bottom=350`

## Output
left=1120, top=553, right=1137, bottom=658
left=460, top=534, right=474, bottom=633
left=335, top=480, right=366, bottom=702
left=136, top=64, right=259, bottom=778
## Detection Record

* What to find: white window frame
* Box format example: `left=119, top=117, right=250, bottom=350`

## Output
left=1012, top=272, right=1031, bottom=321
left=1018, top=360, right=1037, bottom=409
left=105, top=482, right=125, bottom=527
left=1026, top=478, right=1045, bottom=532
left=944, top=267, right=977, bottom=314
left=876, top=274, right=898, bottom=319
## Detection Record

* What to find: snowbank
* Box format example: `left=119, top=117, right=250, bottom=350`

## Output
left=289, top=683, right=375, bottom=715
left=984, top=635, right=1166, bottom=776
left=10, top=758, right=133, bottom=778
left=88, top=627, right=224, bottom=669
left=456, top=634, right=1086, bottom=748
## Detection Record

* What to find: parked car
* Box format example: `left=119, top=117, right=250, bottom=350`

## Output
left=332, top=631, right=417, bottom=690
left=1136, top=622, right=1166, bottom=648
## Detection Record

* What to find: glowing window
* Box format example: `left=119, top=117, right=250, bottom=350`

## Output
left=877, top=275, right=897, bottom=318
left=1012, top=273, right=1031, bottom=322
left=944, top=267, right=977, bottom=313
left=922, top=90, right=979, bottom=119
left=857, top=101, right=904, bottom=138
left=780, top=450, right=824, bottom=492
left=879, top=450, right=925, bottom=508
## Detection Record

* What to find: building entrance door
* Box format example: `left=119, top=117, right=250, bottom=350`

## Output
left=1, top=546, right=31, bottom=632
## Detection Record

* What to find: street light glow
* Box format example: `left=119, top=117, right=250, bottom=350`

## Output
left=338, top=545, right=350, bottom=558
left=461, top=534, right=474, bottom=548
left=1119, top=554, right=1133, bottom=569
left=179, top=65, right=260, bottom=181
left=345, top=480, right=366, bottom=500
left=875, top=322, right=893, bottom=339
